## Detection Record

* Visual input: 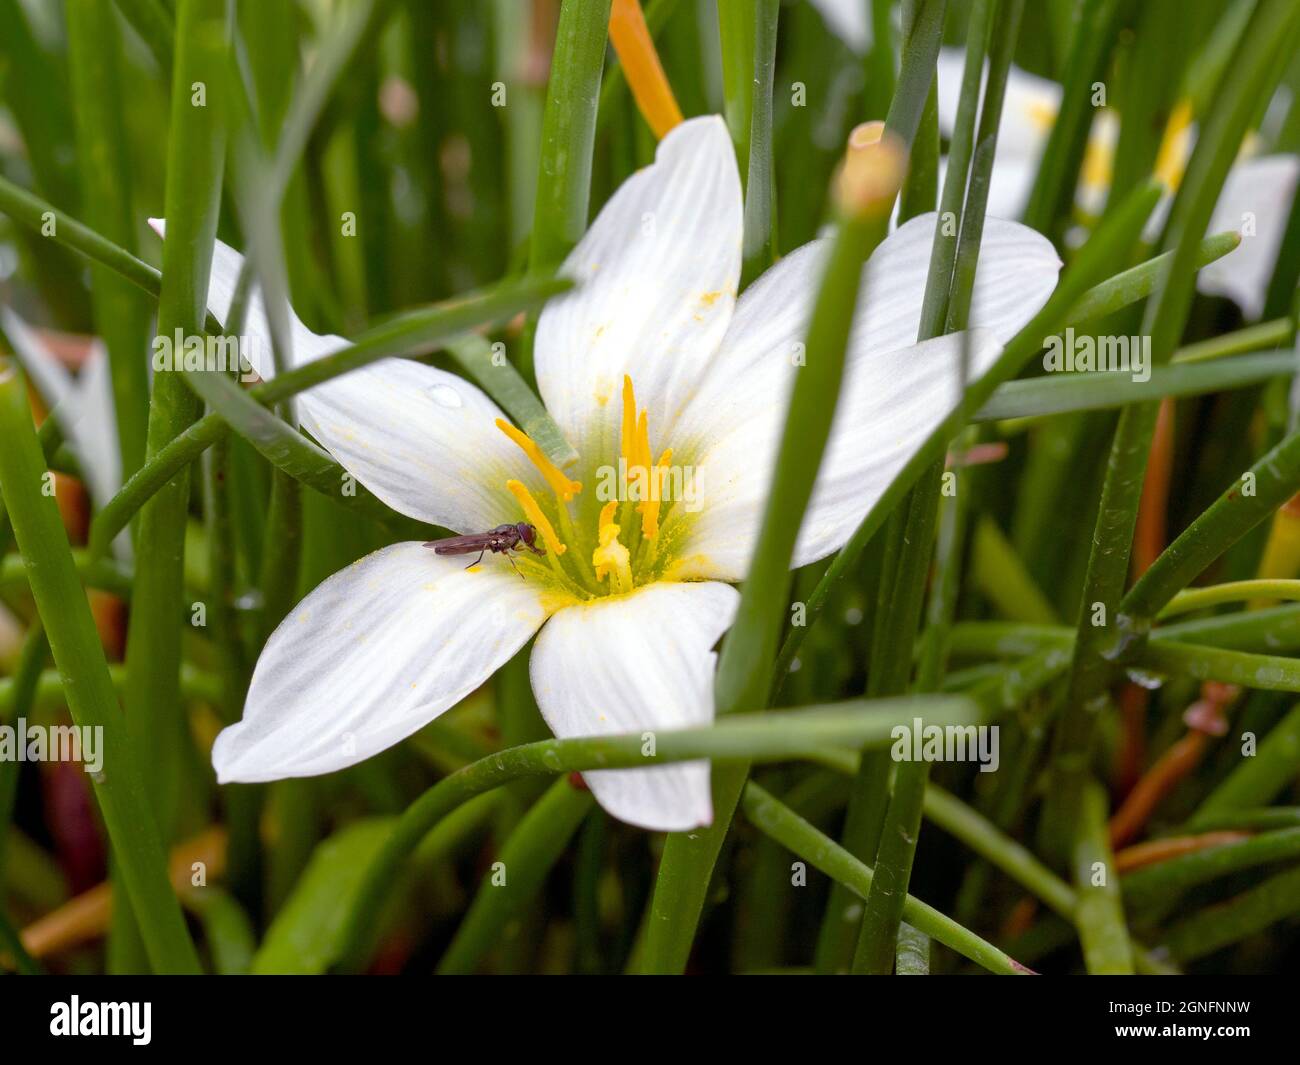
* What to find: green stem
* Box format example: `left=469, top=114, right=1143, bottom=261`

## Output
left=333, top=694, right=979, bottom=970
left=0, top=620, right=46, bottom=891
left=978, top=351, right=1294, bottom=423
left=883, top=0, right=947, bottom=149
left=854, top=5, right=1023, bottom=974
left=772, top=180, right=1164, bottom=688
left=1162, top=864, right=1300, bottom=963
left=924, top=783, right=1076, bottom=919
left=1043, top=0, right=1300, bottom=851
left=1189, top=704, right=1300, bottom=823
left=1021, top=0, right=1121, bottom=238
left=717, top=0, right=756, bottom=183
left=1121, top=429, right=1300, bottom=626
left=742, top=782, right=1032, bottom=975
left=0, top=362, right=201, bottom=973
left=437, top=778, right=595, bottom=973
left=122, top=0, right=227, bottom=845
left=1161, top=579, right=1300, bottom=617
left=88, top=275, right=570, bottom=555
left=66, top=0, right=151, bottom=484
left=529, top=0, right=610, bottom=271
left=1072, top=781, right=1134, bottom=974
left=740, top=0, right=779, bottom=287
left=640, top=138, right=903, bottom=975
left=1123, top=828, right=1300, bottom=917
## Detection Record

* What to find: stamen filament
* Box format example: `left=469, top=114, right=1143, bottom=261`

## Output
left=505, top=480, right=569, bottom=586
left=496, top=419, right=582, bottom=502
left=639, top=447, right=672, bottom=540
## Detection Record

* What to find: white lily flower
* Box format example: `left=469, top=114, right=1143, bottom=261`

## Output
left=166, top=116, right=1060, bottom=831
left=934, top=48, right=1300, bottom=318
left=1, top=307, right=122, bottom=513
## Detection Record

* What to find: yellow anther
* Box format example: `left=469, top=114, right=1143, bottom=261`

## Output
left=496, top=419, right=582, bottom=502
left=505, top=480, right=566, bottom=555
left=1154, top=99, right=1194, bottom=192
left=593, top=500, right=633, bottom=593
left=639, top=447, right=672, bottom=540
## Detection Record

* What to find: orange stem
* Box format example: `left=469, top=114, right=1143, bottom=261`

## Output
left=1132, top=396, right=1174, bottom=578
left=1114, top=831, right=1251, bottom=873
left=19, top=828, right=227, bottom=960
left=1108, top=731, right=1208, bottom=848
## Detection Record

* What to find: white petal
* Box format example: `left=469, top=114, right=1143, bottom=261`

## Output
left=213, top=542, right=552, bottom=783
left=292, top=360, right=545, bottom=533
left=75, top=342, right=123, bottom=507
left=676, top=330, right=1004, bottom=579
left=533, top=115, right=742, bottom=462
left=935, top=48, right=1060, bottom=163
left=1, top=308, right=121, bottom=506
left=670, top=214, right=1060, bottom=580
left=148, top=217, right=335, bottom=376
left=1197, top=154, right=1300, bottom=319
left=807, top=0, right=871, bottom=51
left=149, top=218, right=540, bottom=532
left=2, top=306, right=74, bottom=408
left=529, top=581, right=739, bottom=831
left=675, top=213, right=1059, bottom=455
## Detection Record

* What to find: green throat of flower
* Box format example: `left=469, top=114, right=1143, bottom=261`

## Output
left=491, top=375, right=696, bottom=601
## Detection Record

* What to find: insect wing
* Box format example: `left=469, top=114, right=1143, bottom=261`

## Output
left=425, top=532, right=496, bottom=556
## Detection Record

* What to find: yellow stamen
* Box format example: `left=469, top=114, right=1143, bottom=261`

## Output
left=592, top=500, right=633, bottom=594
left=1154, top=99, right=1194, bottom=192
left=608, top=0, right=683, bottom=140
left=496, top=419, right=582, bottom=502
left=634, top=411, right=651, bottom=474
left=621, top=375, right=638, bottom=465
left=505, top=479, right=566, bottom=556
left=639, top=447, right=672, bottom=540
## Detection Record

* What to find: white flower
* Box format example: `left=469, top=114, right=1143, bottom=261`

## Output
left=1, top=306, right=123, bottom=513
left=934, top=48, right=1300, bottom=319
left=164, top=116, right=1059, bottom=831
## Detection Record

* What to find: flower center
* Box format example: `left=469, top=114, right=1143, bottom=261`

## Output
left=493, top=376, right=691, bottom=599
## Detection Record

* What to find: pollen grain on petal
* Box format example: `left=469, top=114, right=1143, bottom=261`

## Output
left=496, top=418, right=582, bottom=501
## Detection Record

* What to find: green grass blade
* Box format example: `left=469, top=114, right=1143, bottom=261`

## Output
left=0, top=363, right=201, bottom=973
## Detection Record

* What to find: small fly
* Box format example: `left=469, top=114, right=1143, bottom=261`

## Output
left=424, top=522, right=545, bottom=579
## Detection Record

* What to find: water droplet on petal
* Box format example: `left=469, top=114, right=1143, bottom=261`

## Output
left=428, top=383, right=462, bottom=408
left=1125, top=668, right=1165, bottom=690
